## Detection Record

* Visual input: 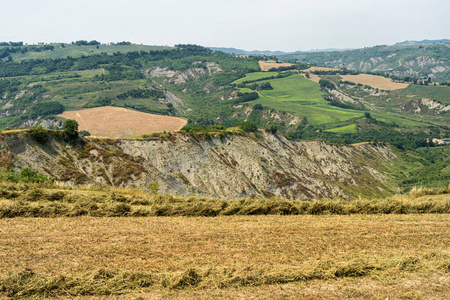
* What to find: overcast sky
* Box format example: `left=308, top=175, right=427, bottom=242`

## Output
left=1, top=0, right=448, bottom=51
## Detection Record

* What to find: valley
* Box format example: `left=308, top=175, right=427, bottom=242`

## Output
left=0, top=40, right=449, bottom=299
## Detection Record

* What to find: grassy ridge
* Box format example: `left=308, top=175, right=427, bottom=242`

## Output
left=3, top=44, right=173, bottom=61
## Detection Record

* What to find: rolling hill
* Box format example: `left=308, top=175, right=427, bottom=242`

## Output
left=279, top=43, right=450, bottom=82
left=0, top=42, right=449, bottom=147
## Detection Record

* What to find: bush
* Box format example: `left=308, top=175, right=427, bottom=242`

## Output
left=319, top=79, right=336, bottom=90
left=239, top=122, right=258, bottom=132
left=30, top=126, right=49, bottom=144
left=79, top=130, right=91, bottom=137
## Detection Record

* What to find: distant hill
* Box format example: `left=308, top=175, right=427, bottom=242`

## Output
left=279, top=43, right=450, bottom=82
left=209, top=47, right=354, bottom=56
left=0, top=43, right=172, bottom=61
left=394, top=39, right=450, bottom=46
left=209, top=47, right=292, bottom=56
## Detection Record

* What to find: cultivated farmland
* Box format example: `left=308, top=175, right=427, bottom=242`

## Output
left=58, top=106, right=187, bottom=138
left=259, top=60, right=293, bottom=71
left=340, top=74, right=410, bottom=90
left=1, top=197, right=449, bottom=298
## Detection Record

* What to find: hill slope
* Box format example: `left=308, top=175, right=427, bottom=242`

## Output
left=0, top=130, right=397, bottom=199
left=279, top=43, right=450, bottom=82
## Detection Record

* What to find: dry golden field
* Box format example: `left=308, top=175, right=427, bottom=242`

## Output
left=258, top=60, right=293, bottom=71
left=1, top=211, right=449, bottom=298
left=58, top=106, right=187, bottom=138
left=302, top=66, right=338, bottom=72
left=300, top=73, right=322, bottom=83
left=340, top=74, right=410, bottom=90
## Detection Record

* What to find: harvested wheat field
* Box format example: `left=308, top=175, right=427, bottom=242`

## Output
left=302, top=66, right=338, bottom=72
left=340, top=74, right=410, bottom=90
left=58, top=106, right=187, bottom=138
left=259, top=60, right=293, bottom=71
left=301, top=73, right=322, bottom=83
left=1, top=212, right=449, bottom=299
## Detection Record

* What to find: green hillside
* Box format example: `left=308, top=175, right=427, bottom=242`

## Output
left=0, top=43, right=172, bottom=61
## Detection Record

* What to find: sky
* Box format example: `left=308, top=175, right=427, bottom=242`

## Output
left=1, top=0, right=449, bottom=52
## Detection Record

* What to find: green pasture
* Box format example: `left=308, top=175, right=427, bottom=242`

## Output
left=258, top=75, right=326, bottom=103
left=325, top=124, right=358, bottom=133
left=232, top=72, right=278, bottom=84
left=249, top=98, right=362, bottom=125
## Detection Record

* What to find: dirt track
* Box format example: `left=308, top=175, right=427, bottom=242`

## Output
left=58, top=106, right=187, bottom=138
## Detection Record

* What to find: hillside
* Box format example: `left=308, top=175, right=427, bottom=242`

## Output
left=0, top=43, right=449, bottom=149
left=0, top=129, right=400, bottom=199
left=279, top=43, right=450, bottom=82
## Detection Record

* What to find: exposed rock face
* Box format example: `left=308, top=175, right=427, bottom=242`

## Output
left=148, top=62, right=222, bottom=85
left=0, top=131, right=396, bottom=200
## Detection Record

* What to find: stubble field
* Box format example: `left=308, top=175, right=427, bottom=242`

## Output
left=58, top=106, right=187, bottom=138
left=340, top=74, right=410, bottom=90
left=1, top=211, right=449, bottom=299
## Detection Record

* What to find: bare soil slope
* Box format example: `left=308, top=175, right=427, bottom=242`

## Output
left=58, top=106, right=187, bottom=138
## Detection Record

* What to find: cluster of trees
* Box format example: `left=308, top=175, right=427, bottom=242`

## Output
left=0, top=42, right=24, bottom=46
left=268, top=63, right=309, bottom=72
left=319, top=79, right=336, bottom=90
left=83, top=97, right=112, bottom=108
left=0, top=78, right=21, bottom=96
left=116, top=88, right=165, bottom=100
left=29, top=102, right=64, bottom=119
left=111, top=41, right=132, bottom=46
left=233, top=92, right=259, bottom=104
left=0, top=45, right=55, bottom=60
left=72, top=40, right=100, bottom=46
left=247, top=82, right=273, bottom=91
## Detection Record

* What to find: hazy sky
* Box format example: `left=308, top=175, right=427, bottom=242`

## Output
left=1, top=0, right=449, bottom=51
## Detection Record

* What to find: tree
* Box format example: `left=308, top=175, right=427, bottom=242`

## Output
left=63, top=119, right=79, bottom=138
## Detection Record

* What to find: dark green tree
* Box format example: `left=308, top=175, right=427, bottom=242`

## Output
left=63, top=119, right=79, bottom=138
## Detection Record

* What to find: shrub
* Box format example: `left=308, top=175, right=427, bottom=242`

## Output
left=30, top=126, right=49, bottom=144
left=239, top=122, right=258, bottom=132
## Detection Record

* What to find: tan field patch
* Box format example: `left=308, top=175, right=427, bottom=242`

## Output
left=58, top=106, right=187, bottom=138
left=302, top=66, right=338, bottom=72
left=341, top=74, right=410, bottom=90
left=301, top=73, right=321, bottom=83
left=259, top=60, right=293, bottom=71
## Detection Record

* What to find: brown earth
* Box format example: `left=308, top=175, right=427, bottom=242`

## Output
left=340, top=74, right=410, bottom=90
left=259, top=60, right=293, bottom=71
left=58, top=106, right=187, bottom=138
